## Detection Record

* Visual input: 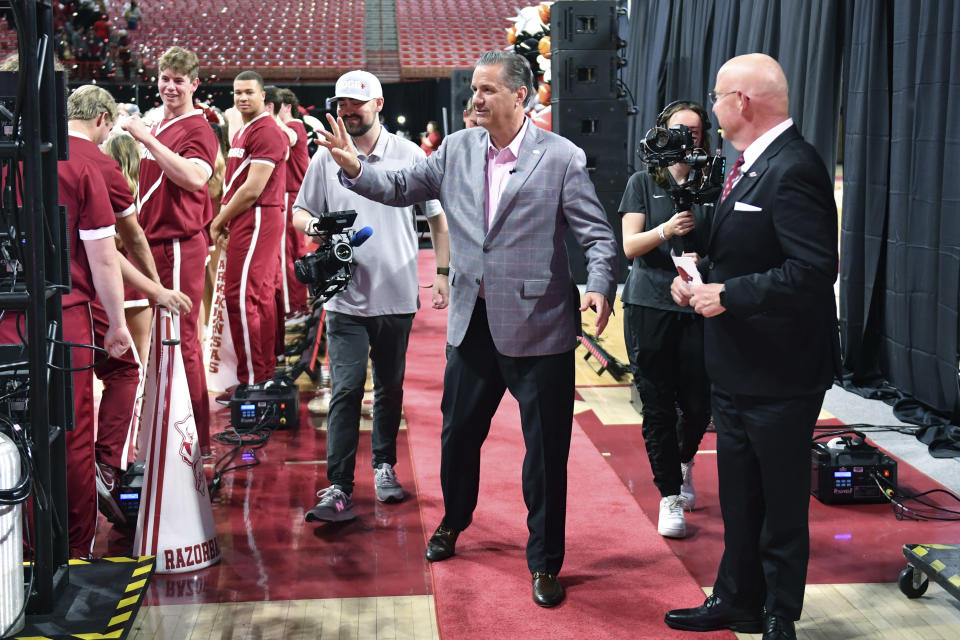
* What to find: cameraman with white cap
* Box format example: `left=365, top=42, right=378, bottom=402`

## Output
left=292, top=70, right=449, bottom=523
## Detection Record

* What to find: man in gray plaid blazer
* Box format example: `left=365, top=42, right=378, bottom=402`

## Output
left=319, top=50, right=618, bottom=607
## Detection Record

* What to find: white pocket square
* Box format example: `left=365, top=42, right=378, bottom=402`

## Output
left=733, top=201, right=762, bottom=212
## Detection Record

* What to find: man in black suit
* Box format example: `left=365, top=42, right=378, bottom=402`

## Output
left=665, top=54, right=840, bottom=640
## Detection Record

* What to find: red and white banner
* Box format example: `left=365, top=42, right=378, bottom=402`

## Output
left=203, top=250, right=239, bottom=393
left=135, top=309, right=220, bottom=574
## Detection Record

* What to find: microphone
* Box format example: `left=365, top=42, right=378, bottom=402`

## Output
left=349, top=226, right=373, bottom=247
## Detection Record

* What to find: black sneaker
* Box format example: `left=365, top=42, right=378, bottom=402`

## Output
left=96, top=461, right=127, bottom=525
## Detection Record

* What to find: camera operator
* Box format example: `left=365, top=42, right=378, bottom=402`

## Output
left=291, top=70, right=449, bottom=523
left=619, top=100, right=713, bottom=539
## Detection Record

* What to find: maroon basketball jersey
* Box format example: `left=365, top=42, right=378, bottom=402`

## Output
left=138, top=110, right=219, bottom=241
left=58, top=155, right=116, bottom=308
left=223, top=112, right=287, bottom=210
left=284, top=119, right=309, bottom=194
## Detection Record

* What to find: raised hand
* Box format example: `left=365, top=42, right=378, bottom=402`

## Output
left=318, top=114, right=361, bottom=178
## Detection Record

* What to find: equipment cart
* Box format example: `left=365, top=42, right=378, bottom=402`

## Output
left=899, top=544, right=960, bottom=600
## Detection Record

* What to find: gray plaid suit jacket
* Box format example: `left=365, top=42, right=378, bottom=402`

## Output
left=347, top=122, right=618, bottom=357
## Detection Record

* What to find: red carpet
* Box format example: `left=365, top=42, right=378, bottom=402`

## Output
left=575, top=395, right=960, bottom=587
left=404, top=254, right=732, bottom=639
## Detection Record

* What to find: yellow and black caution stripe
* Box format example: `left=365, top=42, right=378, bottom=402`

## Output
left=16, top=555, right=155, bottom=640
left=903, top=543, right=960, bottom=600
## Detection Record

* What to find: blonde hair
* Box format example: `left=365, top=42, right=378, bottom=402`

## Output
left=104, top=134, right=140, bottom=200
left=67, top=85, right=118, bottom=122
left=158, top=46, right=200, bottom=80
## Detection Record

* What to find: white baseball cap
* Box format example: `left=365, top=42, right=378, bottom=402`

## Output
left=333, top=70, right=383, bottom=102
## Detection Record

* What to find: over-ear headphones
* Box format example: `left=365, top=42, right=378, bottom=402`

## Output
left=656, top=100, right=713, bottom=133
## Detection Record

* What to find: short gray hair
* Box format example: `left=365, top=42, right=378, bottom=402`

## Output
left=475, top=50, right=535, bottom=106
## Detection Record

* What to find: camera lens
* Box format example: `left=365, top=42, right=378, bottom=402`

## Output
left=332, top=242, right=354, bottom=263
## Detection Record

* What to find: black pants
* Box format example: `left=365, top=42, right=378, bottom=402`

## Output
left=623, top=304, right=711, bottom=497
left=324, top=310, right=414, bottom=494
left=440, top=299, right=574, bottom=575
left=711, top=384, right=825, bottom=620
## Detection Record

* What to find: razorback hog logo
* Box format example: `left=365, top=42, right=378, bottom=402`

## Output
left=173, top=413, right=207, bottom=497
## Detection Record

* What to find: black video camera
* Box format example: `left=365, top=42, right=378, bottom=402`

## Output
left=639, top=124, right=711, bottom=170
left=295, top=209, right=371, bottom=302
left=637, top=124, right=725, bottom=211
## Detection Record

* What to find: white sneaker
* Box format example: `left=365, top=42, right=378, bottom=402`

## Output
left=680, top=458, right=696, bottom=511
left=658, top=495, right=687, bottom=538
left=307, top=390, right=330, bottom=415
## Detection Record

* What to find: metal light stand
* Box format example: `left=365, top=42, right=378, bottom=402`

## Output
left=0, top=0, right=72, bottom=613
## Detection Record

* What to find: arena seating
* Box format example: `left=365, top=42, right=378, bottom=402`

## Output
left=131, top=0, right=366, bottom=81
left=396, top=0, right=520, bottom=78
left=0, top=1, right=524, bottom=82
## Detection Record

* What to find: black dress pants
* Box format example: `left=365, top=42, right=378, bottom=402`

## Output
left=711, top=384, right=825, bottom=620
left=439, top=299, right=574, bottom=575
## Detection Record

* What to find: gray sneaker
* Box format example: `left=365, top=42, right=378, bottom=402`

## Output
left=374, top=463, right=404, bottom=503
left=305, top=485, right=356, bottom=522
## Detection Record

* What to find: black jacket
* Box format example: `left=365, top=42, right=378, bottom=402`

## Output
left=703, top=125, right=841, bottom=397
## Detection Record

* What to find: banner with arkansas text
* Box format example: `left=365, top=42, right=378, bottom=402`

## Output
left=203, top=249, right=239, bottom=393
left=135, top=309, right=220, bottom=574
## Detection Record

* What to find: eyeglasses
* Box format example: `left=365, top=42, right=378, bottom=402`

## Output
left=709, top=89, right=738, bottom=104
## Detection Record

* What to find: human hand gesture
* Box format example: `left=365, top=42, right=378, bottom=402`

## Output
left=580, top=292, right=611, bottom=336
left=665, top=210, right=695, bottom=238
left=104, top=325, right=133, bottom=358
left=432, top=275, right=449, bottom=309
left=156, top=288, right=193, bottom=315
left=318, top=114, right=361, bottom=178
left=120, top=115, right=149, bottom=142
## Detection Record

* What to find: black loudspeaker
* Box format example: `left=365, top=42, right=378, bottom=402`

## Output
left=550, top=0, right=623, bottom=50
left=449, top=69, right=473, bottom=133
left=552, top=98, right=630, bottom=191
left=551, top=50, right=625, bottom=101
left=565, top=189, right=629, bottom=284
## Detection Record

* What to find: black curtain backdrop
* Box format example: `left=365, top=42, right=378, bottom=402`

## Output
left=624, top=0, right=841, bottom=182
left=623, top=0, right=960, bottom=427
left=842, top=0, right=960, bottom=422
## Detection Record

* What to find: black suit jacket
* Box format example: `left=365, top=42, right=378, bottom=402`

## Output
left=704, top=125, right=841, bottom=397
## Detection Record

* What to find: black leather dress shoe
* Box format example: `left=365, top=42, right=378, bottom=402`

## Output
left=425, top=525, right=459, bottom=562
left=532, top=572, right=565, bottom=607
left=762, top=614, right=797, bottom=640
left=664, top=593, right=763, bottom=633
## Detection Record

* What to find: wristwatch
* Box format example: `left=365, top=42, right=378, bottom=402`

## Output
left=436, top=266, right=450, bottom=276
left=718, top=284, right=727, bottom=308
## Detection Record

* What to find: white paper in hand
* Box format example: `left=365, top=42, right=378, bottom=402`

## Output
left=672, top=254, right=703, bottom=286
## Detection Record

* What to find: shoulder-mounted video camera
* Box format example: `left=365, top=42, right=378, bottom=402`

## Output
left=638, top=123, right=725, bottom=211
left=294, top=210, right=372, bottom=302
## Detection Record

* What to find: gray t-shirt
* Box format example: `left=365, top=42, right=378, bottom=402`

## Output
left=293, top=129, right=442, bottom=316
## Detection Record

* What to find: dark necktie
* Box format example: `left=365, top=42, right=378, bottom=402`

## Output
left=720, top=154, right=745, bottom=202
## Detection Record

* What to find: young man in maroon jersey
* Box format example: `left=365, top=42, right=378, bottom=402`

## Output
left=210, top=71, right=288, bottom=385
left=274, top=87, right=311, bottom=324
left=121, top=46, right=219, bottom=453
left=67, top=85, right=193, bottom=526
left=0, top=115, right=133, bottom=558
